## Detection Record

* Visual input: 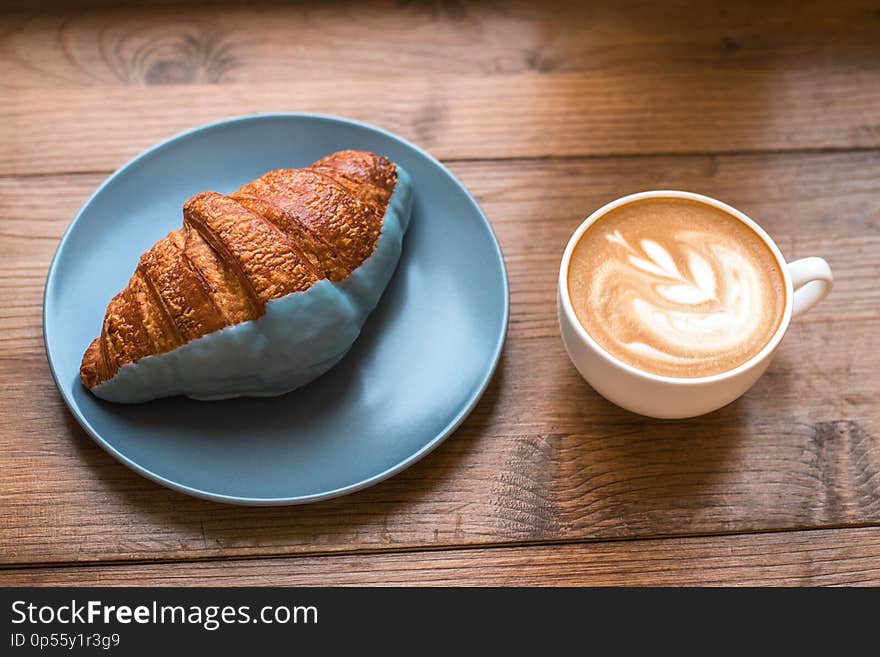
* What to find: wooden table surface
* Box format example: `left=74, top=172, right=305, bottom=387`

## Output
left=1, top=0, right=879, bottom=586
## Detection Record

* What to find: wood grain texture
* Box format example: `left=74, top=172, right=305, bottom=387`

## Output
left=1, top=151, right=878, bottom=566
left=3, top=1, right=880, bottom=173
left=3, top=526, right=880, bottom=586
left=4, top=73, right=880, bottom=176
left=5, top=1, right=879, bottom=87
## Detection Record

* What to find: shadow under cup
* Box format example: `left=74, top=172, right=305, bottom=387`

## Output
left=557, top=190, right=833, bottom=419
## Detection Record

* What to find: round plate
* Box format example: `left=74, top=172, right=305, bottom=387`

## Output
left=43, top=114, right=508, bottom=505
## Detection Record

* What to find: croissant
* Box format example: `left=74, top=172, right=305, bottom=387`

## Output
left=80, top=150, right=412, bottom=402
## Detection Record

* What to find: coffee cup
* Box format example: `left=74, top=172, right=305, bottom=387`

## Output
left=557, top=190, right=833, bottom=418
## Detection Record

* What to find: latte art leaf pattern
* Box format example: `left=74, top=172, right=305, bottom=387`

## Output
left=609, top=232, right=718, bottom=305
left=567, top=198, right=785, bottom=378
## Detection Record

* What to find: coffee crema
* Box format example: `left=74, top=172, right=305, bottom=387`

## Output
left=567, top=197, right=786, bottom=378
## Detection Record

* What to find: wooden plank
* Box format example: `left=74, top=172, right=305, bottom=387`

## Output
left=1, top=151, right=878, bottom=361
left=1, top=325, right=879, bottom=564
left=4, top=1, right=879, bottom=88
left=3, top=526, right=880, bottom=586
left=5, top=72, right=880, bottom=176
left=3, top=1, right=880, bottom=173
left=1, top=150, right=878, bottom=565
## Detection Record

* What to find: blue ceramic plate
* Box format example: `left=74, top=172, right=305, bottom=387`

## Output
left=43, top=114, right=508, bottom=505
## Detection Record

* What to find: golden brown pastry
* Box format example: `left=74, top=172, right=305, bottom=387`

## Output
left=80, top=150, right=412, bottom=402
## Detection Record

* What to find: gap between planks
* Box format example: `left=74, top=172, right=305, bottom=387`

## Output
left=3, top=520, right=879, bottom=573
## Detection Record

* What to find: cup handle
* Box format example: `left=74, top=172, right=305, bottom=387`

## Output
left=787, top=257, right=833, bottom=318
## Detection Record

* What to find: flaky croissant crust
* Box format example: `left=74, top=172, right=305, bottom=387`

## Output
left=80, top=150, right=398, bottom=389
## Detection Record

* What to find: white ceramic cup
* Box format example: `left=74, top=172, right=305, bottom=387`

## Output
left=557, top=190, right=833, bottom=419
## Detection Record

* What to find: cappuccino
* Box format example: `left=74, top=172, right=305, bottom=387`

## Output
left=567, top=197, right=785, bottom=378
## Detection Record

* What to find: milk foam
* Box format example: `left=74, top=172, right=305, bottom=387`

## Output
left=567, top=199, right=785, bottom=378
